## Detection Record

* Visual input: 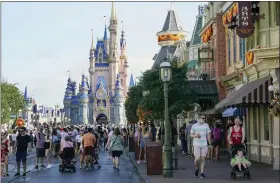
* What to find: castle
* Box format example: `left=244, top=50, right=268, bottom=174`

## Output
left=63, top=3, right=135, bottom=126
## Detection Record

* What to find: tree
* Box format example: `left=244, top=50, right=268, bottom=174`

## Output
left=1, top=82, right=26, bottom=124
left=136, top=60, right=197, bottom=120
left=125, top=84, right=143, bottom=123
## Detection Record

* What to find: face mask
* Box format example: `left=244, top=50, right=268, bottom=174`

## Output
left=199, top=119, right=205, bottom=124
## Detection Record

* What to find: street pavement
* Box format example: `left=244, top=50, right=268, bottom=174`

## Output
left=128, top=151, right=280, bottom=183
left=2, top=150, right=141, bottom=183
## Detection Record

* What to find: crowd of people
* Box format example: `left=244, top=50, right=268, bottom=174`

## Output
left=1, top=122, right=129, bottom=178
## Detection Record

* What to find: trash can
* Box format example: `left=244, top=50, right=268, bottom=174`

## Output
left=134, top=139, right=144, bottom=160
left=129, top=136, right=134, bottom=152
left=146, top=141, right=162, bottom=175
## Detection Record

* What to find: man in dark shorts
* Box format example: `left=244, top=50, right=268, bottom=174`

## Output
left=14, top=127, right=31, bottom=177
left=82, top=128, right=96, bottom=169
left=35, top=127, right=46, bottom=169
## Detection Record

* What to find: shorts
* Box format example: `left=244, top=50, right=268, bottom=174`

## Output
left=44, top=142, right=51, bottom=149
left=112, top=150, right=122, bottom=158
left=194, top=146, right=208, bottom=158
left=83, top=146, right=94, bottom=156
left=36, top=148, right=45, bottom=158
left=140, top=141, right=145, bottom=148
left=16, top=152, right=27, bottom=162
left=212, top=139, right=222, bottom=147
left=77, top=142, right=81, bottom=149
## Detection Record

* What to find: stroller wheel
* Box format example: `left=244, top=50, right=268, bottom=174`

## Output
left=98, top=165, right=101, bottom=169
left=73, top=167, right=76, bottom=173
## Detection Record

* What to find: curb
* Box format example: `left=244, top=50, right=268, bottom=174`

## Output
left=127, top=151, right=148, bottom=183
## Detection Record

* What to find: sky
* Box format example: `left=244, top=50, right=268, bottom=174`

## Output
left=2, top=2, right=204, bottom=107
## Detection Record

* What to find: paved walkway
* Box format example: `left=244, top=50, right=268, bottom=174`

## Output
left=128, top=151, right=280, bottom=183
left=3, top=150, right=141, bottom=183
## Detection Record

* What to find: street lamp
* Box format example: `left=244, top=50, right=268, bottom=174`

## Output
left=160, top=61, right=172, bottom=178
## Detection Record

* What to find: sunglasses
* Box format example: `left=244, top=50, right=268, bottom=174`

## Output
left=201, top=117, right=206, bottom=119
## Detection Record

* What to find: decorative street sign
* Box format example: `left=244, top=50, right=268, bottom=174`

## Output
left=198, top=47, right=213, bottom=62
left=236, top=2, right=255, bottom=38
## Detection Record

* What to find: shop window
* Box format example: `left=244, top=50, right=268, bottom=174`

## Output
left=253, top=106, right=258, bottom=140
left=263, top=105, right=270, bottom=141
left=233, top=31, right=236, bottom=63
left=239, top=38, right=246, bottom=65
left=227, top=34, right=231, bottom=66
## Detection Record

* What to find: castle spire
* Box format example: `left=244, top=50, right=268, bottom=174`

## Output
left=129, top=74, right=135, bottom=87
left=90, top=29, right=94, bottom=51
left=24, top=86, right=28, bottom=99
left=103, top=24, right=108, bottom=41
left=110, top=2, right=117, bottom=22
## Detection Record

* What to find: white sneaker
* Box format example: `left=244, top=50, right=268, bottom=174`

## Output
left=47, top=164, right=52, bottom=168
left=137, top=161, right=141, bottom=164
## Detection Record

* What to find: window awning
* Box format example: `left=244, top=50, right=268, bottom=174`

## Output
left=215, top=75, right=272, bottom=109
left=222, top=107, right=246, bottom=117
left=187, top=80, right=219, bottom=104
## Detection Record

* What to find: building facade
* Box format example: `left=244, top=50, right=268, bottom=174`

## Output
left=152, top=6, right=188, bottom=68
left=63, top=3, right=130, bottom=127
left=214, top=1, right=280, bottom=170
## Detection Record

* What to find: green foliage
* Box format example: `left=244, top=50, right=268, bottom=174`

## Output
left=126, top=62, right=197, bottom=121
left=125, top=84, right=143, bottom=123
left=1, top=82, right=26, bottom=124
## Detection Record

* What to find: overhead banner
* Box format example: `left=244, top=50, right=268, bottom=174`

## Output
left=236, top=2, right=255, bottom=38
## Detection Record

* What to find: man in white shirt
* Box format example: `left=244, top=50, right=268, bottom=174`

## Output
left=190, top=114, right=211, bottom=179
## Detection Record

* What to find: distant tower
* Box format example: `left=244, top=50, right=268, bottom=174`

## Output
left=108, top=2, right=119, bottom=91
left=22, top=86, right=33, bottom=126
left=129, top=74, right=135, bottom=88
left=113, top=74, right=125, bottom=126
left=63, top=77, right=73, bottom=121
left=119, top=28, right=129, bottom=97
left=152, top=5, right=188, bottom=68
left=78, top=74, right=89, bottom=124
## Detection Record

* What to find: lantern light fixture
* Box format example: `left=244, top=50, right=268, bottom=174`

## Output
left=160, top=62, right=172, bottom=82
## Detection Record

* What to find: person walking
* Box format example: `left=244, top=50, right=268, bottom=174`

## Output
left=35, top=127, right=46, bottom=169
left=137, top=127, right=145, bottom=164
left=14, top=127, right=31, bottom=177
left=179, top=123, right=187, bottom=155
left=227, top=116, right=245, bottom=152
left=1, top=132, right=9, bottom=177
left=110, top=127, right=124, bottom=171
left=190, top=115, right=211, bottom=179
left=212, top=123, right=222, bottom=161
left=142, top=126, right=152, bottom=164
left=44, top=128, right=52, bottom=168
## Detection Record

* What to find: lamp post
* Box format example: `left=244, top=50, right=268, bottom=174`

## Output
left=160, top=61, right=172, bottom=178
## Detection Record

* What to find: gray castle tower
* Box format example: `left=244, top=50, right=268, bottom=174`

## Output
left=112, top=74, right=125, bottom=126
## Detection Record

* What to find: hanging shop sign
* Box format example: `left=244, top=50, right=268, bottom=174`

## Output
left=236, top=2, right=255, bottom=38
left=198, top=46, right=213, bottom=62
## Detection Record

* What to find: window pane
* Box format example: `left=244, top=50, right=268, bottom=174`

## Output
left=263, top=105, right=270, bottom=141
left=253, top=107, right=258, bottom=140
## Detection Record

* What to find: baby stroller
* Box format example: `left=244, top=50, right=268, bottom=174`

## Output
left=59, top=147, right=77, bottom=173
left=230, top=144, right=251, bottom=180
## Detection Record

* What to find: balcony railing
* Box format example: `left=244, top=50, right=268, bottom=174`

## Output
left=186, top=68, right=216, bottom=80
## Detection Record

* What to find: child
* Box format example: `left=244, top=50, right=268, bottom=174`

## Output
left=230, top=150, right=251, bottom=171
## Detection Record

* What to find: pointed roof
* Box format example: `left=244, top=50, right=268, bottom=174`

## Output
left=190, top=15, right=204, bottom=46
left=90, top=30, right=95, bottom=50
left=120, top=30, right=126, bottom=49
left=103, top=25, right=108, bottom=40
left=152, top=46, right=177, bottom=68
left=110, top=2, right=117, bottom=21
left=81, top=74, right=88, bottom=89
left=160, top=9, right=183, bottom=32
left=24, top=86, right=28, bottom=99
left=115, top=74, right=122, bottom=89
left=129, top=74, right=135, bottom=87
